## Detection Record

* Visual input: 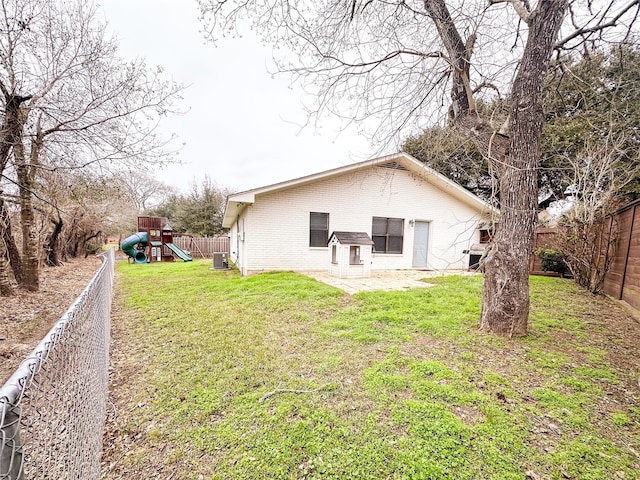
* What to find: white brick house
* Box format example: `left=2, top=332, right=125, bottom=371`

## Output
left=222, top=152, right=494, bottom=276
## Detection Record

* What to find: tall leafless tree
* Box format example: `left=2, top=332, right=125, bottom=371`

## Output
left=0, top=0, right=182, bottom=292
left=113, top=170, right=177, bottom=212
left=552, top=137, right=640, bottom=293
left=199, top=0, right=640, bottom=336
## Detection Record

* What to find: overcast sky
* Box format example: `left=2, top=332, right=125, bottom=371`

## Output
left=97, top=0, right=378, bottom=193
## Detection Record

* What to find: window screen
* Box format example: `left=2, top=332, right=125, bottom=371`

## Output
left=310, top=212, right=329, bottom=247
left=372, top=217, right=404, bottom=253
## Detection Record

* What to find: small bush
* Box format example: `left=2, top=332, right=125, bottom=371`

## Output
left=536, top=248, right=568, bottom=276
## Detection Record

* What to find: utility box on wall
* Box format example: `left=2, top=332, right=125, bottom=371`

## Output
left=328, top=231, right=374, bottom=279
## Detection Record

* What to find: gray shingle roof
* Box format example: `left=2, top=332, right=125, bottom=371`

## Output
left=329, top=231, right=374, bottom=245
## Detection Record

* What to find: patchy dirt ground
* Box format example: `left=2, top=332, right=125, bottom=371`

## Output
left=0, top=256, right=102, bottom=385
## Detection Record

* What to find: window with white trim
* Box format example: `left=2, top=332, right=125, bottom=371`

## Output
left=309, top=212, right=329, bottom=247
left=372, top=217, right=404, bottom=253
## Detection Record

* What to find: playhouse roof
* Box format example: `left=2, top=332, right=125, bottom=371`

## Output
left=162, top=219, right=173, bottom=231
left=329, top=231, right=374, bottom=246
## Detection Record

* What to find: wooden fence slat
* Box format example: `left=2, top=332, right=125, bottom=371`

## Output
left=601, top=199, right=640, bottom=310
left=617, top=204, right=637, bottom=299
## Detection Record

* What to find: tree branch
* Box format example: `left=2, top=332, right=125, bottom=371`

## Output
left=0, top=173, right=70, bottom=214
left=258, top=384, right=335, bottom=402
left=423, top=0, right=476, bottom=116
left=489, top=0, right=531, bottom=23
left=555, top=0, right=640, bottom=49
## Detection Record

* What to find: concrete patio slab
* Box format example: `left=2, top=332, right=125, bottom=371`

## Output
left=303, top=269, right=477, bottom=295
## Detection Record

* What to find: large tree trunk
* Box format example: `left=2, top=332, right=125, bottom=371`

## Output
left=0, top=94, right=30, bottom=287
left=0, top=94, right=30, bottom=292
left=0, top=93, right=32, bottom=176
left=15, top=155, right=39, bottom=291
left=14, top=123, right=41, bottom=291
left=424, top=0, right=568, bottom=336
left=45, top=214, right=64, bottom=267
left=479, top=4, right=568, bottom=336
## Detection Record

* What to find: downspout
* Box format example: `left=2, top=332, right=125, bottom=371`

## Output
left=235, top=215, right=241, bottom=270
left=240, top=215, right=247, bottom=276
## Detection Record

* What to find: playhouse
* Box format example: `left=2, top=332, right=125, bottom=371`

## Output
left=328, top=231, right=374, bottom=279
left=122, top=217, right=192, bottom=263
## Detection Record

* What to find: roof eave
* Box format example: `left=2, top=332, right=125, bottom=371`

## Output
left=221, top=151, right=498, bottom=228
left=222, top=200, right=251, bottom=228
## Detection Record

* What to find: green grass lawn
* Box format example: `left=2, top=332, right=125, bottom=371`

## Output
left=105, top=260, right=640, bottom=480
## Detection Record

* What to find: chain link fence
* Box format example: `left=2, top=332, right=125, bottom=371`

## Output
left=0, top=248, right=115, bottom=480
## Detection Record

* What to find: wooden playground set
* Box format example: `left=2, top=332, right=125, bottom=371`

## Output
left=121, top=217, right=192, bottom=263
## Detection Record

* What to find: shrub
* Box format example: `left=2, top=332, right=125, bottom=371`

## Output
left=536, top=248, right=568, bottom=276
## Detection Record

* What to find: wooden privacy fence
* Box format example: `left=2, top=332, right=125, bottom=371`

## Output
left=602, top=199, right=640, bottom=310
left=528, top=199, right=640, bottom=311
left=173, top=236, right=230, bottom=258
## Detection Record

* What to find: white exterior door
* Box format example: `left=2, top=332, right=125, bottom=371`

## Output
left=412, top=221, right=430, bottom=268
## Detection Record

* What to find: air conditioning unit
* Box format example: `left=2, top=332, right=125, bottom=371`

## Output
left=213, top=252, right=229, bottom=270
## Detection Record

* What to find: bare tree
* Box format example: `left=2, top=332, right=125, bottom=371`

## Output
left=0, top=0, right=182, bottom=292
left=199, top=0, right=640, bottom=336
left=113, top=171, right=176, bottom=212
left=553, top=138, right=640, bottom=293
